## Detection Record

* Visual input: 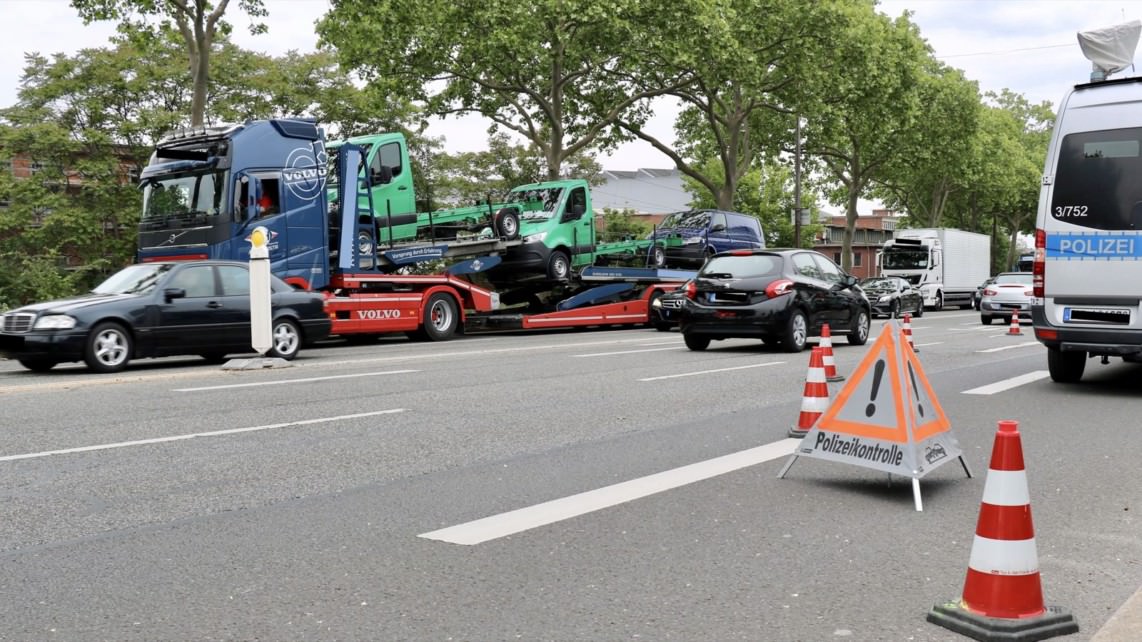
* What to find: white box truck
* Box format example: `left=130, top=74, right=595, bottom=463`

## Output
left=879, top=228, right=991, bottom=311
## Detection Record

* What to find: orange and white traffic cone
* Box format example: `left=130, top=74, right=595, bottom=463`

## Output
left=819, top=323, right=844, bottom=382
left=789, top=347, right=830, bottom=438
left=1008, top=311, right=1023, bottom=336
left=927, top=420, right=1078, bottom=641
left=902, top=312, right=919, bottom=353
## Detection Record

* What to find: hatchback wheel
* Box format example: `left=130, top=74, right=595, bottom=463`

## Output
left=267, top=318, right=302, bottom=360
left=683, top=333, right=710, bottom=351
left=85, top=322, right=132, bottom=373
left=848, top=308, right=870, bottom=345
left=781, top=310, right=808, bottom=352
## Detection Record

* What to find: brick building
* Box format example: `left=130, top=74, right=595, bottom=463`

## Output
left=812, top=209, right=900, bottom=279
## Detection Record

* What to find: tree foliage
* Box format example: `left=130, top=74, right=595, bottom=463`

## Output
left=70, top=0, right=269, bottom=126
left=317, top=0, right=688, bottom=181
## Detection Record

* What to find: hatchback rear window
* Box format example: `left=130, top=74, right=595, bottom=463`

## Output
left=1051, top=127, right=1142, bottom=230
left=699, top=254, right=781, bottom=278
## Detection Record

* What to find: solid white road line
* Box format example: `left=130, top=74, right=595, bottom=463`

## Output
left=172, top=369, right=420, bottom=392
left=975, top=341, right=1040, bottom=353
left=419, top=438, right=801, bottom=545
left=0, top=409, right=406, bottom=463
left=963, top=371, right=1049, bottom=395
left=638, top=361, right=785, bottom=382
left=914, top=341, right=943, bottom=347
left=574, top=347, right=681, bottom=357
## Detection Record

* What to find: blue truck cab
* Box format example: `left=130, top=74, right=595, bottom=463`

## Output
left=137, top=119, right=334, bottom=290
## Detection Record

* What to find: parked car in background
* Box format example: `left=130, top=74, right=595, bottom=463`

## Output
left=0, top=261, right=332, bottom=373
left=972, top=276, right=997, bottom=310
left=980, top=271, right=1034, bottom=325
left=649, top=280, right=690, bottom=331
left=679, top=249, right=871, bottom=352
left=858, top=276, right=924, bottom=319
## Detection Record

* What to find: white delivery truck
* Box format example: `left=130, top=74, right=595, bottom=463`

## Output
left=1032, top=20, right=1142, bottom=383
left=878, top=228, right=991, bottom=311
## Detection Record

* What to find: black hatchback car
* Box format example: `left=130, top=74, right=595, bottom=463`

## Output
left=679, top=249, right=871, bottom=352
left=0, top=261, right=332, bottom=373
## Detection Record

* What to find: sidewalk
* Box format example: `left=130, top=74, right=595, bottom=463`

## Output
left=1092, top=584, right=1142, bottom=641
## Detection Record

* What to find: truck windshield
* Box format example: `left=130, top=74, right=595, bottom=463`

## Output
left=507, top=187, right=563, bottom=218
left=882, top=248, right=929, bottom=270
left=141, top=170, right=228, bottom=229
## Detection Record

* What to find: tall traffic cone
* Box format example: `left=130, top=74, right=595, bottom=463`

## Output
left=902, top=312, right=919, bottom=353
left=927, top=420, right=1078, bottom=641
left=819, top=323, right=844, bottom=382
left=789, top=347, right=830, bottom=438
left=1008, top=311, right=1023, bottom=336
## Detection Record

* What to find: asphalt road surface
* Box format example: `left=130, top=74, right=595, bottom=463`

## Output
left=1, top=310, right=1139, bottom=641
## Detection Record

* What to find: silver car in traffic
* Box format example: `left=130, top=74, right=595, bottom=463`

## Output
left=980, top=272, right=1033, bottom=325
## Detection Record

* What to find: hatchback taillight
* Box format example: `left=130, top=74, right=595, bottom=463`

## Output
left=983, top=287, right=997, bottom=296
left=765, top=279, right=794, bottom=298
left=685, top=280, right=697, bottom=300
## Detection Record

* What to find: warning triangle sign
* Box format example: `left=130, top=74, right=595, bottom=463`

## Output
left=782, top=320, right=967, bottom=491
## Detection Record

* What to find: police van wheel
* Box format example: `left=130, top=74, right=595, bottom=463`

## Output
left=1047, top=347, right=1086, bottom=383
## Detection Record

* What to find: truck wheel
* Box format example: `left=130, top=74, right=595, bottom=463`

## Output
left=934, top=292, right=944, bottom=311
left=781, top=309, right=808, bottom=352
left=495, top=208, right=520, bottom=240
left=416, top=293, right=459, bottom=341
left=84, top=322, right=132, bottom=373
left=357, top=228, right=376, bottom=269
left=683, top=333, right=710, bottom=351
left=848, top=309, right=870, bottom=345
left=267, top=318, right=302, bottom=360
left=1047, top=347, right=1086, bottom=383
left=546, top=250, right=571, bottom=281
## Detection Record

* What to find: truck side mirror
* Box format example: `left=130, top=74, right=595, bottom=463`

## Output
left=372, top=165, right=393, bottom=185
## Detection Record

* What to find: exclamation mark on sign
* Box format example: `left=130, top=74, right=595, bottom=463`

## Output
left=907, top=362, right=924, bottom=418
left=865, top=360, right=885, bottom=417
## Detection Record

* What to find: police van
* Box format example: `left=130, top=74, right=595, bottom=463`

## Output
left=1033, top=20, right=1142, bottom=382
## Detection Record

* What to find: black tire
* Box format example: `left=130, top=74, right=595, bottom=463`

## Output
left=357, top=228, right=376, bottom=269
left=416, top=293, right=459, bottom=341
left=1047, top=348, right=1086, bottom=383
left=934, top=292, right=944, bottom=312
left=18, top=359, right=57, bottom=372
left=981, top=315, right=993, bottom=325
left=546, top=249, right=571, bottom=281
left=848, top=308, right=871, bottom=345
left=683, top=333, right=710, bottom=351
left=495, top=208, right=520, bottom=240
left=199, top=352, right=228, bottom=364
left=889, top=300, right=900, bottom=319
left=267, top=318, right=302, bottom=360
left=648, top=245, right=666, bottom=268
left=781, top=309, right=808, bottom=353
left=84, top=321, right=132, bottom=373
left=914, top=302, right=924, bottom=318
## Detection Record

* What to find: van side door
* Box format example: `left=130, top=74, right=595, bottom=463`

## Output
left=559, top=185, right=595, bottom=266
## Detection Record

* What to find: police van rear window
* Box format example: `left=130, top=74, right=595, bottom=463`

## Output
left=1051, top=128, right=1142, bottom=230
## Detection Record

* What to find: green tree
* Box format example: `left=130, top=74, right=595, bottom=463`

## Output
left=70, top=0, right=268, bottom=126
left=618, top=0, right=851, bottom=211
left=873, top=61, right=981, bottom=228
left=317, top=0, right=689, bottom=181
left=598, top=208, right=651, bottom=243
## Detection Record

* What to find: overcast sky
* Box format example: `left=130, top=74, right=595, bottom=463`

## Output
left=1, top=0, right=1139, bottom=171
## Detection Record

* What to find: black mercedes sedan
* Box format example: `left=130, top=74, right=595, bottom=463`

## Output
left=0, top=261, right=332, bottom=373
left=859, top=276, right=924, bottom=319
left=679, top=249, right=871, bottom=352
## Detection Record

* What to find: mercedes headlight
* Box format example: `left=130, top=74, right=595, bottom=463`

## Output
left=523, top=232, right=547, bottom=243
left=878, top=295, right=893, bottom=303
left=34, top=315, right=77, bottom=330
